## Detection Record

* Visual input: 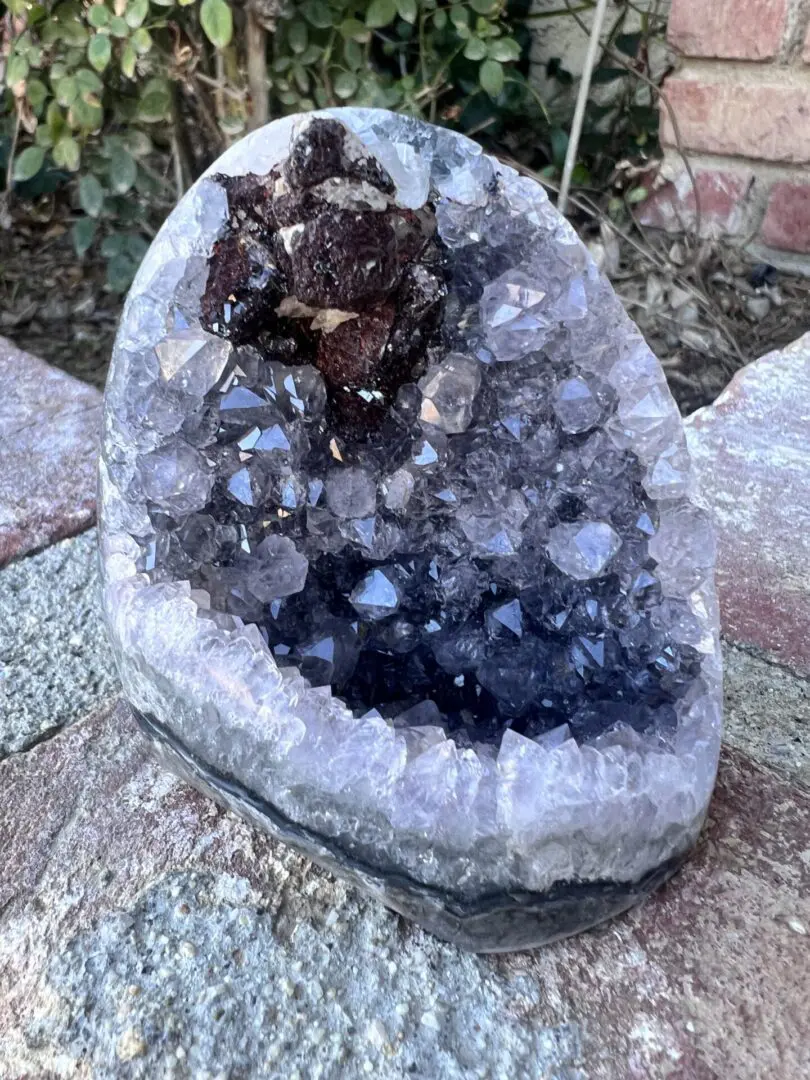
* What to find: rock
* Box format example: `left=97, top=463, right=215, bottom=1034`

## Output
left=722, top=643, right=809, bottom=787
left=99, top=110, right=723, bottom=950
left=686, top=332, right=810, bottom=672
left=0, top=336, right=101, bottom=565
left=0, top=700, right=807, bottom=1078
left=0, top=529, right=119, bottom=759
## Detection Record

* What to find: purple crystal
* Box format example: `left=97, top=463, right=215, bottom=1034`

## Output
left=100, top=110, right=722, bottom=953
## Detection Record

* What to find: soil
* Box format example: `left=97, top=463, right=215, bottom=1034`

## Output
left=3, top=201, right=810, bottom=412
left=0, top=215, right=120, bottom=390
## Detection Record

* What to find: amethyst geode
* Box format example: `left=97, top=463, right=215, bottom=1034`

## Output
left=99, top=110, right=722, bottom=951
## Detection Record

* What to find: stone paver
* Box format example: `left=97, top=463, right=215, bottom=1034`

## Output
left=686, top=333, right=810, bottom=673
left=0, top=701, right=807, bottom=1079
left=0, top=336, right=101, bottom=566
left=0, top=529, right=119, bottom=759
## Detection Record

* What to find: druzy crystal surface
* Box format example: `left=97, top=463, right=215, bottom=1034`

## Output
left=100, top=110, right=722, bottom=951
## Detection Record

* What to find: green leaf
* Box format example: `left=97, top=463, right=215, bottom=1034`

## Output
left=292, top=62, right=309, bottom=94
left=366, top=0, right=396, bottom=29
left=109, top=145, right=137, bottom=193
left=121, top=42, right=137, bottom=77
left=138, top=77, right=171, bottom=121
left=88, top=33, right=111, bottom=72
left=339, top=18, right=370, bottom=42
left=626, top=186, right=648, bottom=205
left=100, top=233, right=125, bottom=257
left=106, top=252, right=137, bottom=292
left=298, top=44, right=322, bottom=66
left=75, top=68, right=104, bottom=95
left=109, top=14, right=128, bottom=35
left=463, top=38, right=487, bottom=61
left=87, top=4, right=109, bottom=28
left=488, top=37, right=521, bottom=62
left=302, top=1, right=332, bottom=29
left=46, top=100, right=65, bottom=139
left=125, top=0, right=148, bottom=27
left=130, top=28, right=152, bottom=54
left=395, top=0, right=417, bottom=23
left=26, top=78, right=49, bottom=112
left=53, top=3, right=89, bottom=46
left=432, top=10, right=447, bottom=30
left=343, top=39, right=362, bottom=70
left=333, top=71, right=358, bottom=100
left=13, top=145, right=46, bottom=181
left=79, top=173, right=105, bottom=216
left=53, top=134, right=80, bottom=170
left=550, top=126, right=568, bottom=167
left=69, top=94, right=103, bottom=130
left=124, top=232, right=149, bottom=260
left=479, top=58, right=503, bottom=98
left=123, top=129, right=152, bottom=157
left=450, top=5, right=469, bottom=29
left=72, top=216, right=97, bottom=256
left=55, top=74, right=78, bottom=107
left=200, top=0, right=233, bottom=48
left=468, top=0, right=494, bottom=12
left=287, top=20, right=308, bottom=55
left=6, top=53, right=29, bottom=87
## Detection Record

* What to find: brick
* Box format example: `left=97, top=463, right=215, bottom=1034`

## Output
left=638, top=164, right=754, bottom=237
left=662, top=73, right=810, bottom=164
left=668, top=0, right=788, bottom=61
left=0, top=337, right=101, bottom=565
left=685, top=332, right=810, bottom=673
left=761, top=179, right=810, bottom=252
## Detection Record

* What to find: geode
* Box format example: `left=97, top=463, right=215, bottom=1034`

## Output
left=99, top=110, right=722, bottom=952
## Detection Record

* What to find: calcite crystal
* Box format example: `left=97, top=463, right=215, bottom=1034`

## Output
left=99, top=110, right=722, bottom=952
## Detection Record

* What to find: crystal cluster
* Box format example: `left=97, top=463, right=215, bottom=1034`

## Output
left=100, top=110, right=722, bottom=951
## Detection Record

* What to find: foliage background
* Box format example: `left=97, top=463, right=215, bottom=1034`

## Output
left=0, top=0, right=666, bottom=291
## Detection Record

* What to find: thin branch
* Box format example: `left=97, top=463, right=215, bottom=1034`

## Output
left=245, top=4, right=268, bottom=130
left=5, top=98, right=22, bottom=192
left=558, top=0, right=609, bottom=215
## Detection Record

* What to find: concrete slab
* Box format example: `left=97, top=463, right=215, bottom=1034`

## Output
left=0, top=529, right=119, bottom=759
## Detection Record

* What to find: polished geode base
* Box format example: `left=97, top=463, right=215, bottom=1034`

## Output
left=134, top=706, right=689, bottom=952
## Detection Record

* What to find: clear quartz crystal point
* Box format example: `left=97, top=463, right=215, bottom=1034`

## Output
left=100, top=109, right=722, bottom=953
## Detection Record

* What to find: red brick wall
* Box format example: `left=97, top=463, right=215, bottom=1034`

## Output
left=640, top=0, right=810, bottom=262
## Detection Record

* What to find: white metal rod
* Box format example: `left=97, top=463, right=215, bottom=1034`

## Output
left=557, top=0, right=610, bottom=216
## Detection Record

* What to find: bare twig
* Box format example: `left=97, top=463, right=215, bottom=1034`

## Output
left=214, top=50, right=226, bottom=127
left=195, top=71, right=247, bottom=102
left=5, top=98, right=22, bottom=192
left=558, top=0, right=609, bottom=215
left=245, top=4, right=268, bottom=130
